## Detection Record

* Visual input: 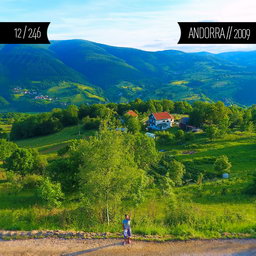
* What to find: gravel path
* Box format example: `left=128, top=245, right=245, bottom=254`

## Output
left=0, top=238, right=256, bottom=256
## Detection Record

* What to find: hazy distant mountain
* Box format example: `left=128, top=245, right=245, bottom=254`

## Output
left=0, top=39, right=256, bottom=111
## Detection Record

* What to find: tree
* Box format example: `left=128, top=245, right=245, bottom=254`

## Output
left=0, top=139, right=18, bottom=161
left=78, top=131, right=149, bottom=225
left=125, top=116, right=141, bottom=133
left=37, top=178, right=64, bottom=208
left=190, top=101, right=230, bottom=129
left=129, top=133, right=159, bottom=170
left=62, top=105, right=79, bottom=126
left=5, top=148, right=47, bottom=175
left=5, top=148, right=34, bottom=175
left=162, top=99, right=174, bottom=113
left=205, top=125, right=220, bottom=140
left=214, top=155, right=232, bottom=175
left=156, top=131, right=175, bottom=145
left=83, top=116, right=101, bottom=130
left=175, top=130, right=185, bottom=142
left=174, top=101, right=192, bottom=114
left=47, top=157, right=80, bottom=193
left=154, top=154, right=185, bottom=186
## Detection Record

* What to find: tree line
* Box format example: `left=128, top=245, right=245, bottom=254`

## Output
left=9, top=99, right=256, bottom=140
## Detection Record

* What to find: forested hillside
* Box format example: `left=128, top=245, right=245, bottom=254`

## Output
left=1, top=40, right=256, bottom=112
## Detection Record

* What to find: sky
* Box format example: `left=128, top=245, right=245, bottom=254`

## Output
left=1, top=0, right=256, bottom=53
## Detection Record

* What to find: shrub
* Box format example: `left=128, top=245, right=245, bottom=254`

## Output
left=83, top=116, right=101, bottom=130
left=214, top=155, right=232, bottom=175
left=37, top=178, right=64, bottom=208
left=155, top=131, right=175, bottom=145
left=22, top=174, right=43, bottom=189
left=5, top=171, right=23, bottom=194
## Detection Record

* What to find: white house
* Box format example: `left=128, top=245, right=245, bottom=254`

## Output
left=148, top=112, right=174, bottom=130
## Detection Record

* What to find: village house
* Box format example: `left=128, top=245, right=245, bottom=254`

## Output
left=126, top=110, right=138, bottom=117
left=148, top=112, right=174, bottom=130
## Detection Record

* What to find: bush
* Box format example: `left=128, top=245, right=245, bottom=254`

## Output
left=5, top=171, right=23, bottom=194
left=245, top=174, right=256, bottom=195
left=22, top=174, right=43, bottom=189
left=156, top=131, right=175, bottom=145
left=83, top=116, right=101, bottom=130
left=4, top=148, right=47, bottom=175
left=214, top=155, right=232, bottom=176
left=37, top=178, right=64, bottom=208
left=175, top=130, right=185, bottom=141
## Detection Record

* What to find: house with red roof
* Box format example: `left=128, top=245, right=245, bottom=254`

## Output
left=148, top=112, right=174, bottom=130
left=126, top=110, right=138, bottom=117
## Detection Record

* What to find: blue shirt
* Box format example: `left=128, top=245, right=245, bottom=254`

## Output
left=122, top=219, right=131, bottom=229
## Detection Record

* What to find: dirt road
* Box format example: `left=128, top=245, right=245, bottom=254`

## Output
left=0, top=238, right=255, bottom=256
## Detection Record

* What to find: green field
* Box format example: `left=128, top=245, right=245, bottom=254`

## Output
left=157, top=130, right=256, bottom=176
left=15, top=125, right=96, bottom=154
left=0, top=125, right=255, bottom=238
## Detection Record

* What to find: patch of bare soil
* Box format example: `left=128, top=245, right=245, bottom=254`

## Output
left=0, top=238, right=256, bottom=256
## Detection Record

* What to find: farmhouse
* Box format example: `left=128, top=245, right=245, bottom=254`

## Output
left=126, top=110, right=138, bottom=117
left=148, top=112, right=174, bottom=130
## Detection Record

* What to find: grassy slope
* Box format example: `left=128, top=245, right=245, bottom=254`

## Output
left=0, top=127, right=255, bottom=238
left=159, top=130, right=256, bottom=175
left=15, top=126, right=96, bottom=154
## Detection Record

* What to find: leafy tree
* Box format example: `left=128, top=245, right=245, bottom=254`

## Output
left=62, top=105, right=79, bottom=125
left=158, top=173, right=175, bottom=198
left=5, top=148, right=46, bottom=175
left=129, top=133, right=159, bottom=170
left=130, top=98, right=148, bottom=113
left=30, top=149, right=48, bottom=175
left=78, top=104, right=91, bottom=119
left=0, top=139, right=18, bottom=161
left=5, top=171, right=23, bottom=195
left=10, top=113, right=62, bottom=139
left=214, top=155, right=232, bottom=175
left=190, top=101, right=230, bottom=129
left=175, top=130, right=185, bottom=142
left=154, top=154, right=185, bottom=186
left=245, top=174, right=256, bottom=195
left=229, top=105, right=244, bottom=128
left=47, top=157, right=80, bottom=193
left=89, top=104, right=115, bottom=119
left=37, top=178, right=64, bottom=208
left=161, top=99, right=174, bottom=113
left=125, top=116, right=141, bottom=133
left=184, top=132, right=195, bottom=141
left=83, top=116, right=101, bottom=130
left=147, top=100, right=157, bottom=113
left=5, top=148, right=34, bottom=175
left=174, top=101, right=192, bottom=114
left=156, top=131, right=175, bottom=145
left=78, top=131, right=149, bottom=224
left=205, top=125, right=220, bottom=140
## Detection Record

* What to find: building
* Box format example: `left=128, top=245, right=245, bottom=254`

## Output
left=179, top=117, right=201, bottom=132
left=148, top=112, right=174, bottom=130
left=126, top=110, right=138, bottom=117
left=179, top=117, right=190, bottom=130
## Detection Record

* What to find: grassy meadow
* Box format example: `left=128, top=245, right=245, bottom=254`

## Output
left=15, top=125, right=96, bottom=155
left=0, top=124, right=255, bottom=239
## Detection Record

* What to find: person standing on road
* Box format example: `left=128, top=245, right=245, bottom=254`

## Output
left=122, top=214, right=132, bottom=245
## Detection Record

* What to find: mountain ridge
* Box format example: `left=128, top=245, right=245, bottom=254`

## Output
left=0, top=39, right=256, bottom=111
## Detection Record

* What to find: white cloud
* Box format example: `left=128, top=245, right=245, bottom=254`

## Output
left=3, top=0, right=256, bottom=52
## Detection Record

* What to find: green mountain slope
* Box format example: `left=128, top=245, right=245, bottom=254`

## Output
left=0, top=40, right=256, bottom=111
